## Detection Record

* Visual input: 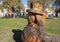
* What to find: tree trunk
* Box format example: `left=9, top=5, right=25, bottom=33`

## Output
left=55, top=11, right=58, bottom=17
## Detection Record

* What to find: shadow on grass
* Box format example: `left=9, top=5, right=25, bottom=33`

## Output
left=12, top=29, right=23, bottom=42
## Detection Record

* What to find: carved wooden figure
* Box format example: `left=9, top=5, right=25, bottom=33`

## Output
left=22, top=23, right=43, bottom=42
left=26, top=2, right=47, bottom=26
left=22, top=2, right=47, bottom=42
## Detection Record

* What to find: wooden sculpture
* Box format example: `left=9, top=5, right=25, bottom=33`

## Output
left=22, top=2, right=47, bottom=42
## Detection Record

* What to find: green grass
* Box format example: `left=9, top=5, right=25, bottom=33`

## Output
left=0, top=18, right=60, bottom=35
left=46, top=19, right=60, bottom=35
left=0, top=18, right=28, bottom=42
left=0, top=18, right=60, bottom=42
left=0, top=18, right=27, bottom=30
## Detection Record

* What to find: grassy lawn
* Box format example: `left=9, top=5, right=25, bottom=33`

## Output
left=0, top=18, right=60, bottom=42
left=46, top=19, right=60, bottom=35
left=0, top=18, right=27, bottom=30
left=0, top=18, right=60, bottom=35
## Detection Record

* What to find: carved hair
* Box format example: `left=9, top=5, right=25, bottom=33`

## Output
left=30, top=2, right=43, bottom=12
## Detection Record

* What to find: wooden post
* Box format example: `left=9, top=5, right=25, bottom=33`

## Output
left=22, top=2, right=47, bottom=42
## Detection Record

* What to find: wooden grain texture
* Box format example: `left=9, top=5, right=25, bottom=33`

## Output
left=22, top=2, right=47, bottom=42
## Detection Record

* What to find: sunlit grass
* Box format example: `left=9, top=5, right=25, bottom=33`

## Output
left=0, top=18, right=27, bottom=31
left=0, top=18, right=60, bottom=35
left=46, top=19, right=60, bottom=35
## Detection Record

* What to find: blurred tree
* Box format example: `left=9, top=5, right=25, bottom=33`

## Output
left=55, top=0, right=60, bottom=5
left=28, top=0, right=53, bottom=9
left=0, top=0, right=24, bottom=10
left=54, top=0, right=60, bottom=17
